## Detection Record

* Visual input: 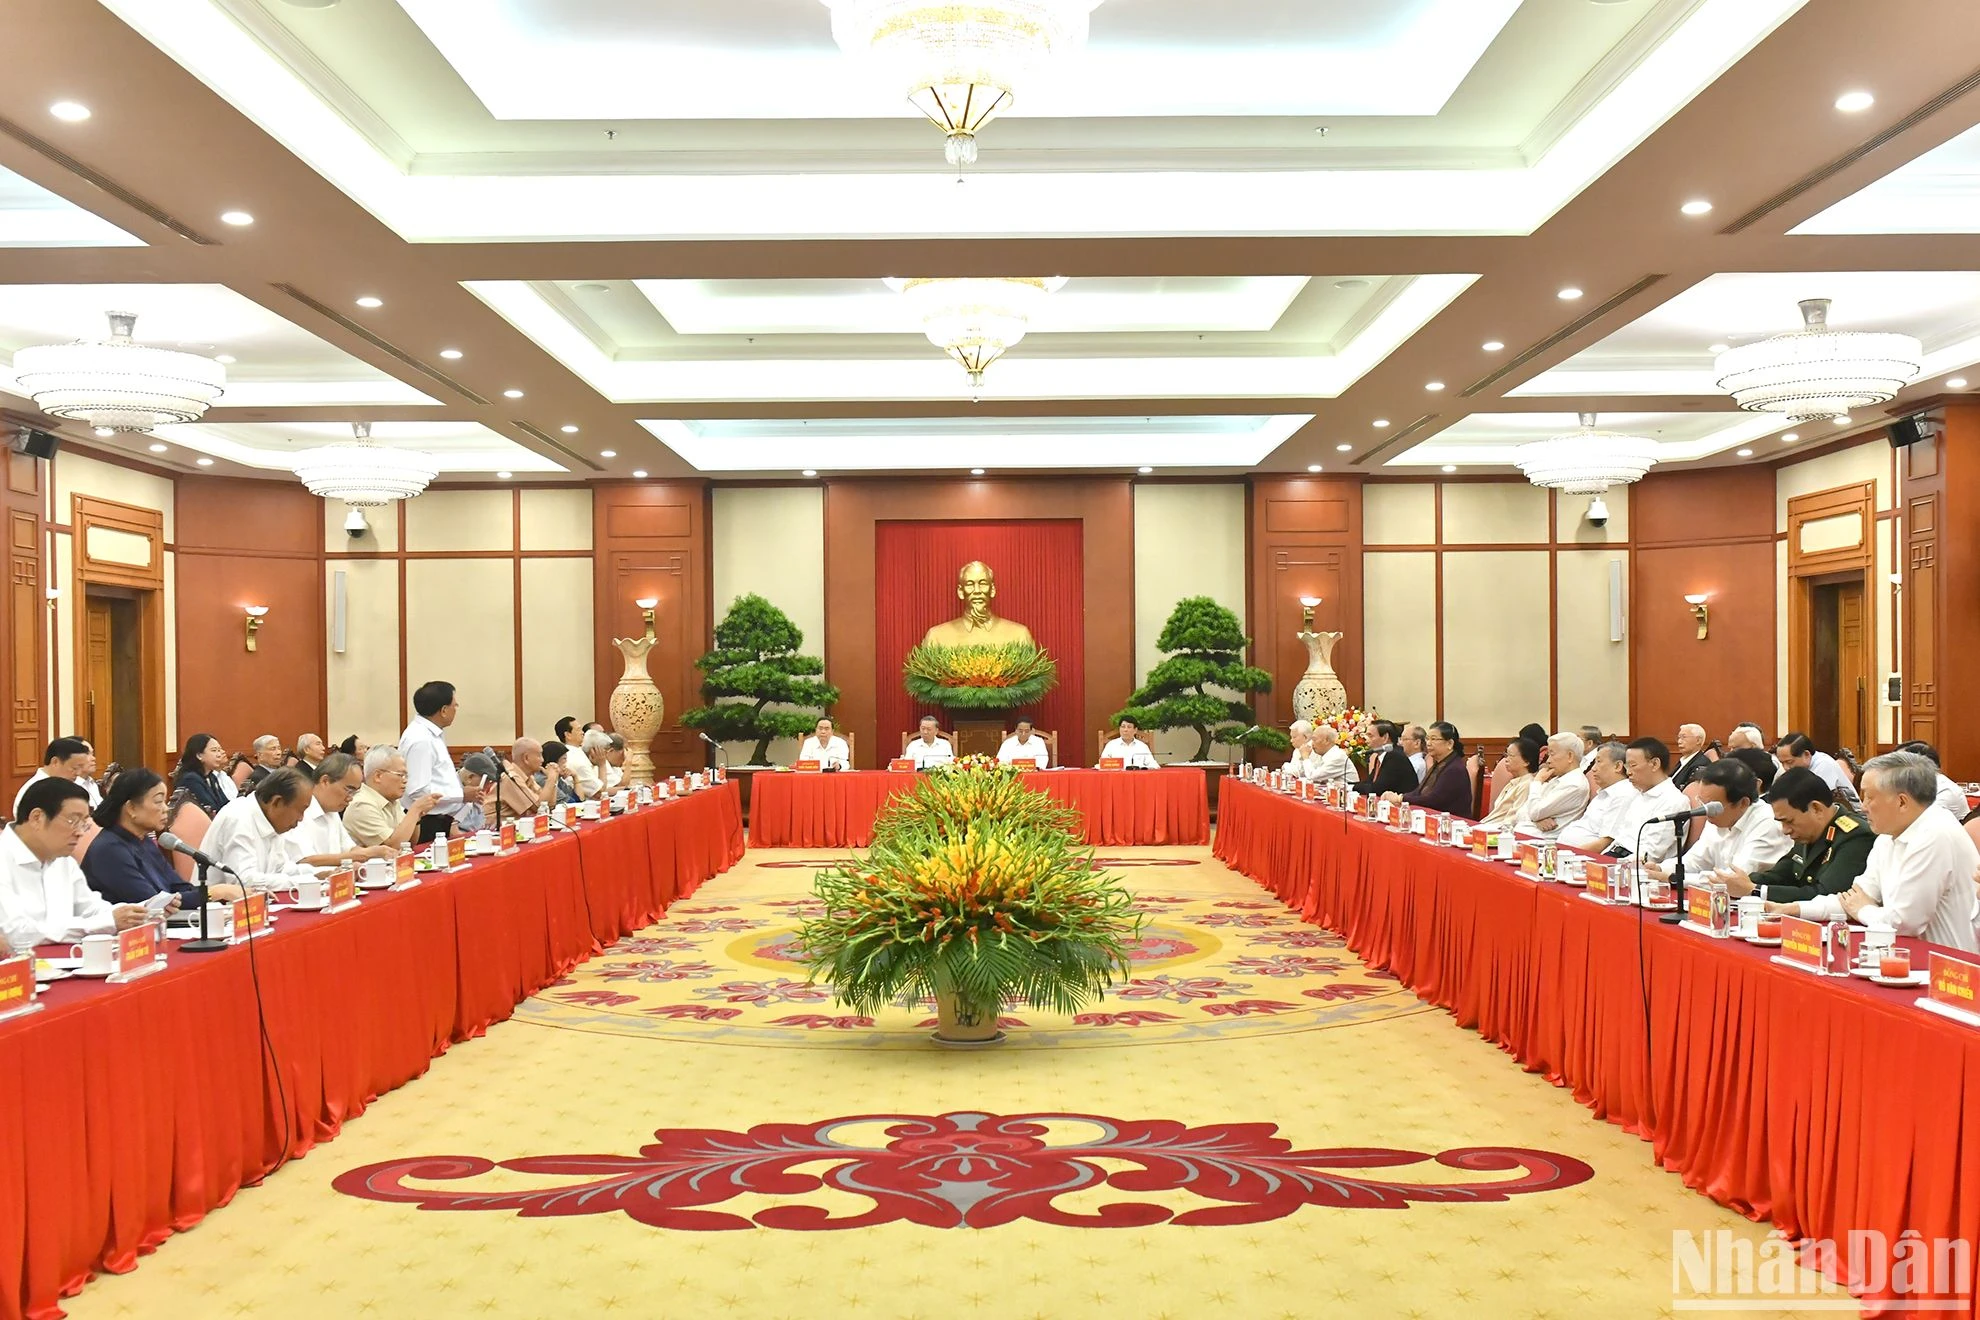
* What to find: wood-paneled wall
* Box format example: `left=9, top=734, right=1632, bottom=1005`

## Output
left=1247, top=477, right=1363, bottom=733
left=592, top=482, right=710, bottom=777
left=2, top=454, right=44, bottom=790
left=1901, top=404, right=1980, bottom=777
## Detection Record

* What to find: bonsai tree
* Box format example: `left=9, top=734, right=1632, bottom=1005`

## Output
left=680, top=594, right=840, bottom=766
left=1114, top=596, right=1287, bottom=761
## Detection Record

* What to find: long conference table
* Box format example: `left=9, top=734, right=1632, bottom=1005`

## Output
left=750, top=767, right=1210, bottom=848
left=0, top=782, right=745, bottom=1320
left=1216, top=779, right=1980, bottom=1313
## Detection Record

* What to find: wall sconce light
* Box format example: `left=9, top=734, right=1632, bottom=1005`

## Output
left=1298, top=595, right=1321, bottom=630
left=244, top=605, right=269, bottom=652
left=44, top=587, right=58, bottom=611
left=1684, top=594, right=1710, bottom=640
left=635, top=596, right=658, bottom=636
left=1888, top=572, right=1904, bottom=589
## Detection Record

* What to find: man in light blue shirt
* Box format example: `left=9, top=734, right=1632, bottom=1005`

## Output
left=399, top=679, right=465, bottom=843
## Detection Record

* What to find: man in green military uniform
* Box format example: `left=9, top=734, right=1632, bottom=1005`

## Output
left=1720, top=767, right=1874, bottom=903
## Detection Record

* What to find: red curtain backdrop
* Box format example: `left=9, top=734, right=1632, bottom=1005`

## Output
left=873, top=520, right=1085, bottom=755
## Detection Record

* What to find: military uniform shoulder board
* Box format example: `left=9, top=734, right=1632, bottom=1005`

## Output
left=1834, top=815, right=1859, bottom=832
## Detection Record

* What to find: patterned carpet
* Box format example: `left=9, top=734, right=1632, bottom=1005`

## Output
left=63, top=847, right=1839, bottom=1319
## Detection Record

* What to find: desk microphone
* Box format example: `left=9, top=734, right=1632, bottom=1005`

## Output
left=1649, top=801, right=1724, bottom=825
left=159, top=832, right=237, bottom=876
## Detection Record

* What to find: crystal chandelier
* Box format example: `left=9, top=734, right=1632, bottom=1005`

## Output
left=823, top=0, right=1103, bottom=166
left=886, top=276, right=1064, bottom=386
left=291, top=423, right=437, bottom=506
left=1714, top=299, right=1922, bottom=421
left=12, top=311, right=226, bottom=430
left=1514, top=414, right=1660, bottom=494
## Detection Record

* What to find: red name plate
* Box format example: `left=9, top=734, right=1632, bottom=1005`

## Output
left=1779, top=916, right=1825, bottom=967
left=0, top=955, right=35, bottom=1016
left=1686, top=886, right=1715, bottom=927
left=327, top=868, right=357, bottom=907
left=1929, top=952, right=1980, bottom=1011
left=534, top=813, right=550, bottom=838
left=448, top=836, right=467, bottom=868
left=394, top=852, right=417, bottom=887
left=1518, top=843, right=1541, bottom=876
left=1469, top=832, right=1489, bottom=856
left=499, top=821, right=516, bottom=851
left=1098, top=757, right=1124, bottom=770
left=558, top=804, right=580, bottom=829
left=117, top=921, right=157, bottom=971
left=888, top=757, right=915, bottom=772
left=232, top=893, right=270, bottom=939
left=793, top=759, right=822, bottom=773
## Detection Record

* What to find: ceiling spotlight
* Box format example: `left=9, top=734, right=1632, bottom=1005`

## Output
left=631, top=469, right=648, bottom=478
left=599, top=449, right=617, bottom=458
left=1371, top=418, right=1389, bottom=428
left=970, top=467, right=986, bottom=476
left=1680, top=199, right=1713, bottom=216
left=1425, top=381, right=1445, bottom=392
left=496, top=471, right=512, bottom=479
left=1306, top=464, right=1322, bottom=473
left=93, top=427, right=114, bottom=438
left=1948, top=377, right=1968, bottom=389
left=1781, top=432, right=1799, bottom=442
left=148, top=443, right=167, bottom=453
left=502, top=388, right=524, bottom=399
left=49, top=102, right=90, bottom=122
left=438, top=348, right=463, bottom=360
left=1335, top=443, right=1352, bottom=452
left=1558, top=287, right=1583, bottom=301
left=355, top=296, right=383, bottom=309
left=803, top=468, right=819, bottom=477
left=1441, top=464, right=1458, bottom=474
left=1481, top=340, right=1504, bottom=352
left=1333, top=278, right=1370, bottom=289
left=1708, top=343, right=1730, bottom=354
left=219, top=211, right=254, bottom=227
left=214, top=354, right=236, bottom=365
left=1831, top=414, right=1851, bottom=425
left=1834, top=90, right=1875, bottom=113
left=1136, top=465, right=1152, bottom=474
left=560, top=424, right=579, bottom=434
left=196, top=457, right=214, bottom=466
left=1736, top=448, right=1753, bottom=457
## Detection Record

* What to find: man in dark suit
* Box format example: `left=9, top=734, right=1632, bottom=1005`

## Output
left=1355, top=720, right=1420, bottom=796
left=1670, top=723, right=1712, bottom=791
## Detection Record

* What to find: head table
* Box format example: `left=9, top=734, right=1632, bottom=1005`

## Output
left=0, top=781, right=744, bottom=1320
left=1214, top=777, right=1980, bottom=1315
left=749, top=767, right=1209, bottom=848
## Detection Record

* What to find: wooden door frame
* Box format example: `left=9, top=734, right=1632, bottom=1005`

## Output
left=69, top=496, right=166, bottom=772
left=1786, top=482, right=1874, bottom=753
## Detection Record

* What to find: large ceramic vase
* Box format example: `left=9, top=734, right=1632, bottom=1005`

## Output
left=933, top=990, right=1005, bottom=1047
left=609, top=631, right=663, bottom=788
left=1291, top=629, right=1348, bottom=724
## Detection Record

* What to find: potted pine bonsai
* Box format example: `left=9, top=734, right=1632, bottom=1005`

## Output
left=1115, top=596, right=1288, bottom=762
left=680, top=594, right=840, bottom=766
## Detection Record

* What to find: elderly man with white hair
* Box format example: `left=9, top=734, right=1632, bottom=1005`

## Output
left=244, top=734, right=285, bottom=790
left=1283, top=721, right=1317, bottom=780
left=342, top=745, right=441, bottom=850
left=500, top=738, right=561, bottom=816
left=1518, top=732, right=1591, bottom=837
left=1671, top=723, right=1711, bottom=790
left=1768, top=750, right=1979, bottom=950
left=1307, top=725, right=1352, bottom=790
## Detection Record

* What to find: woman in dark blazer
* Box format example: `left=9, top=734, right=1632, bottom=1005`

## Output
left=1389, top=721, right=1473, bottom=818
left=173, top=733, right=230, bottom=815
left=82, top=768, right=245, bottom=905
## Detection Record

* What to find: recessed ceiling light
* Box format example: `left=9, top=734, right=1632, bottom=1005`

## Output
left=1333, top=278, right=1370, bottom=290
left=1831, top=414, right=1851, bottom=425
left=803, top=468, right=819, bottom=477
left=561, top=424, right=579, bottom=434
left=1481, top=340, right=1504, bottom=352
left=1736, top=448, right=1754, bottom=457
left=1781, top=432, right=1799, bottom=442
left=92, top=427, right=114, bottom=438
left=1680, top=199, right=1713, bottom=216
left=1558, top=287, right=1584, bottom=301
left=1136, top=465, right=1152, bottom=474
left=438, top=348, right=463, bottom=360
left=214, top=354, right=235, bottom=365
left=574, top=282, right=610, bottom=293
left=631, top=469, right=648, bottom=479
left=355, top=296, right=382, bottom=309
left=1835, top=90, right=1874, bottom=113
left=1306, top=464, right=1322, bottom=473
left=502, top=388, right=524, bottom=399
left=148, top=443, right=167, bottom=453
left=496, top=470, right=512, bottom=480
left=1948, top=377, right=1968, bottom=388
left=196, top=457, right=214, bottom=467
left=49, top=102, right=90, bottom=122
left=1708, top=343, right=1730, bottom=354
left=1425, top=381, right=1445, bottom=392
left=1372, top=418, right=1389, bottom=428
left=599, top=449, right=616, bottom=458
left=1441, top=464, right=1457, bottom=474
left=970, top=468, right=986, bottom=476
left=1335, top=443, right=1353, bottom=452
left=219, top=210, right=253, bottom=226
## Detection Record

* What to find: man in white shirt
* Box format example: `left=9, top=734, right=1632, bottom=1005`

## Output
left=798, top=718, right=852, bottom=770
left=0, top=778, right=160, bottom=953
left=1519, top=733, right=1591, bottom=837
left=399, top=680, right=465, bottom=842
left=1602, top=737, right=1692, bottom=864
left=1100, top=718, right=1158, bottom=770
left=1559, top=742, right=1638, bottom=852
left=1775, top=733, right=1852, bottom=797
left=1657, top=758, right=1791, bottom=881
left=1772, top=751, right=1979, bottom=951
left=603, top=734, right=627, bottom=792
left=204, top=769, right=318, bottom=892
left=1404, top=724, right=1430, bottom=784
left=12, top=737, right=95, bottom=815
left=1896, top=741, right=1972, bottom=819
left=996, top=719, right=1050, bottom=768
left=287, top=753, right=395, bottom=869
left=1576, top=726, right=1605, bottom=772
left=570, top=730, right=613, bottom=800
left=1307, top=726, right=1352, bottom=790
left=905, top=717, right=955, bottom=769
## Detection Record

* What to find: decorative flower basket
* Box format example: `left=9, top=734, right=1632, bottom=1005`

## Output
left=902, top=641, right=1057, bottom=711
left=798, top=762, right=1140, bottom=1046
left=1317, top=705, right=1380, bottom=762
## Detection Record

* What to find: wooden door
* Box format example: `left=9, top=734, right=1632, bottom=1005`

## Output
left=84, top=597, right=113, bottom=754
left=1837, top=579, right=1869, bottom=760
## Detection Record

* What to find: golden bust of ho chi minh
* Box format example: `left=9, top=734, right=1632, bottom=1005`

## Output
left=920, top=560, right=1036, bottom=649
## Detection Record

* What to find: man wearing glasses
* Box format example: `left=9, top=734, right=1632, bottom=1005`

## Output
left=342, top=746, right=442, bottom=850
left=0, top=777, right=166, bottom=954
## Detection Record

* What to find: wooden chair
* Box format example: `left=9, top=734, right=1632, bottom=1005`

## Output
left=998, top=728, right=1057, bottom=767
left=1465, top=752, right=1484, bottom=818
left=842, top=731, right=856, bottom=768
left=165, top=800, right=212, bottom=883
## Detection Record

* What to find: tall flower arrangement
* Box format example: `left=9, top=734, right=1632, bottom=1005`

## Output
left=1317, top=706, right=1380, bottom=761
left=798, top=762, right=1141, bottom=1043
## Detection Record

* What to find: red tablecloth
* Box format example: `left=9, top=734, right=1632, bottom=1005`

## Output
left=0, top=782, right=744, bottom=1320
left=748, top=768, right=1209, bottom=848
left=1215, top=780, right=1980, bottom=1314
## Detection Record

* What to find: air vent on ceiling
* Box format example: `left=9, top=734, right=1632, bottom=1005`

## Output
left=513, top=421, right=601, bottom=472
left=1460, top=274, right=1668, bottom=398
left=1721, top=66, right=1980, bottom=235
left=1357, top=414, right=1443, bottom=465
left=273, top=284, right=490, bottom=405
left=0, top=115, right=214, bottom=244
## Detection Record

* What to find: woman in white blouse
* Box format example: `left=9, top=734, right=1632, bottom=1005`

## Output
left=1518, top=732, right=1592, bottom=837
left=1481, top=736, right=1542, bottom=829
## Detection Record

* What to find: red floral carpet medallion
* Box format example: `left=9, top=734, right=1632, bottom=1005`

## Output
left=514, top=883, right=1427, bottom=1048
left=333, top=1112, right=1593, bottom=1229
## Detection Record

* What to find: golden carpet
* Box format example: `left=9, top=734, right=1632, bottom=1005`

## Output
left=65, top=847, right=1840, bottom=1320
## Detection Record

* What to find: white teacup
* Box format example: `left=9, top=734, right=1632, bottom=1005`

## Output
left=69, top=933, right=116, bottom=974
left=471, top=830, right=497, bottom=853
left=514, top=816, right=536, bottom=842
left=293, top=877, right=329, bottom=907
left=579, top=801, right=601, bottom=820
left=205, top=902, right=234, bottom=934
left=1735, top=895, right=1764, bottom=936
left=612, top=791, right=630, bottom=814
left=359, top=858, right=393, bottom=886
